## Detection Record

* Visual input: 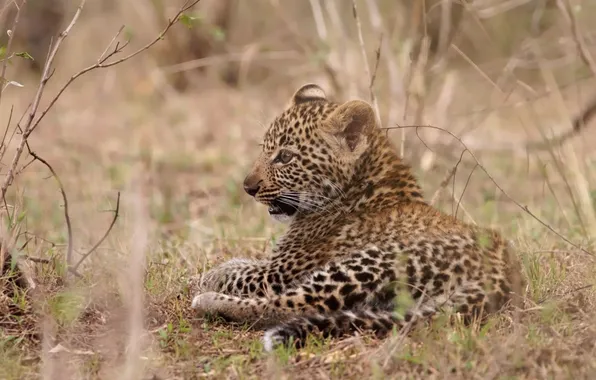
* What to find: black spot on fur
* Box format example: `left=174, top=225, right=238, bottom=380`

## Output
left=340, top=284, right=357, bottom=295
left=355, top=272, right=374, bottom=282
left=324, top=296, right=341, bottom=311
left=330, top=271, right=350, bottom=282
left=344, top=292, right=367, bottom=308
left=324, top=284, right=337, bottom=293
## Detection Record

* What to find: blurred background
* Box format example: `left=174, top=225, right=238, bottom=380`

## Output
left=1, top=0, right=596, bottom=378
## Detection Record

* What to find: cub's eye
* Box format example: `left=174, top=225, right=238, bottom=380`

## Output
left=275, top=149, right=294, bottom=164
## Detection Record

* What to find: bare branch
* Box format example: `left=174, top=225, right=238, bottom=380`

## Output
left=25, top=0, right=202, bottom=139
left=93, top=0, right=201, bottom=69
left=0, top=0, right=203, bottom=201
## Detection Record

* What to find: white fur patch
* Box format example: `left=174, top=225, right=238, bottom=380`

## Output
left=190, top=291, right=220, bottom=315
left=270, top=213, right=294, bottom=224
left=262, top=328, right=282, bottom=352
left=191, top=294, right=202, bottom=309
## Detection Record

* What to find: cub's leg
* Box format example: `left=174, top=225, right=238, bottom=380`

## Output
left=191, top=246, right=398, bottom=327
left=195, top=258, right=272, bottom=298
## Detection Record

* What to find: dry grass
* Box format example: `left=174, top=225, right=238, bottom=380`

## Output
left=1, top=0, right=596, bottom=379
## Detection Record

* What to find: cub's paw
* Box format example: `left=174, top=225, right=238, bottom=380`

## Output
left=191, top=291, right=223, bottom=317
left=262, top=325, right=300, bottom=352
left=262, top=327, right=285, bottom=352
left=199, top=258, right=257, bottom=293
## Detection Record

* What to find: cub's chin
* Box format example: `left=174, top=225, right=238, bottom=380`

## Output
left=268, top=198, right=297, bottom=224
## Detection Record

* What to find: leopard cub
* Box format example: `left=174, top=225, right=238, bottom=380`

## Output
left=191, top=83, right=526, bottom=351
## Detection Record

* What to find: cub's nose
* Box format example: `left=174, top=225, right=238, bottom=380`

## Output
left=243, top=175, right=262, bottom=197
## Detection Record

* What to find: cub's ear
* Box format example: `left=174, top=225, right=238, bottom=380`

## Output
left=323, top=100, right=377, bottom=152
left=287, top=83, right=327, bottom=108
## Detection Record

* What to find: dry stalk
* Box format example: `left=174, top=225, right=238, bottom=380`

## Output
left=473, top=0, right=535, bottom=19
left=369, top=35, right=383, bottom=95
left=121, top=189, right=148, bottom=380
left=159, top=50, right=301, bottom=75
left=0, top=0, right=25, bottom=107
left=309, top=0, right=327, bottom=40
left=350, top=0, right=381, bottom=121
left=362, top=0, right=406, bottom=130
left=322, top=0, right=349, bottom=99
left=267, top=0, right=344, bottom=98
left=529, top=41, right=591, bottom=240
left=556, top=0, right=596, bottom=75
left=449, top=30, right=595, bottom=153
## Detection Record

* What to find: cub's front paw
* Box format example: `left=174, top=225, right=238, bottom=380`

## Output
left=191, top=291, right=222, bottom=317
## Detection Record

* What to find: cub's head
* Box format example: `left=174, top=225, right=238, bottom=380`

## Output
left=243, top=84, right=378, bottom=222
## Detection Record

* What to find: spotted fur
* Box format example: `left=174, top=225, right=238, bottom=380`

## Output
left=191, top=84, right=526, bottom=351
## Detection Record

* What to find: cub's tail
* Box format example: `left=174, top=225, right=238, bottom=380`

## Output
left=262, top=307, right=431, bottom=352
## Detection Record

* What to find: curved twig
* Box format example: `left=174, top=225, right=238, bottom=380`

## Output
left=72, top=192, right=121, bottom=273
left=384, top=124, right=594, bottom=257
left=28, top=151, right=73, bottom=269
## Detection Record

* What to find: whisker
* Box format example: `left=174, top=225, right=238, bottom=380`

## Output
left=285, top=191, right=344, bottom=216
left=278, top=194, right=328, bottom=214
left=277, top=195, right=317, bottom=212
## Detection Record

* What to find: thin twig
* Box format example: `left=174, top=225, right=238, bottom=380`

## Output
left=430, top=165, right=458, bottom=206
left=384, top=125, right=595, bottom=257
left=369, top=34, right=383, bottom=94
left=98, top=25, right=125, bottom=63
left=455, top=163, right=478, bottom=220
left=449, top=147, right=467, bottom=216
left=72, top=192, right=121, bottom=273
left=25, top=149, right=120, bottom=278
left=27, top=151, right=73, bottom=272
